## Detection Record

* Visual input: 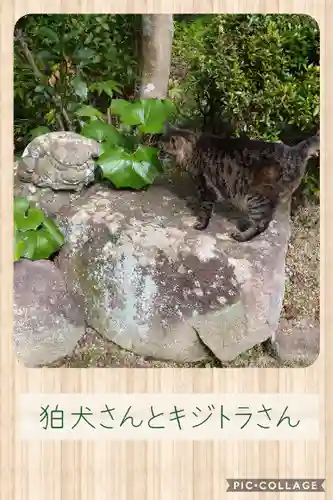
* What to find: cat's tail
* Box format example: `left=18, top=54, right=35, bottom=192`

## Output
left=293, top=131, right=320, bottom=162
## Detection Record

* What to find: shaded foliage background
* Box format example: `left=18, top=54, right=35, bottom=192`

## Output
left=14, top=13, right=320, bottom=197
left=14, top=14, right=141, bottom=151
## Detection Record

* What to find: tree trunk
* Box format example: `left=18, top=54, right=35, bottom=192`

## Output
left=139, top=14, right=174, bottom=99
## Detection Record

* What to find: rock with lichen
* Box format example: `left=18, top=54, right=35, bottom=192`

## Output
left=55, top=180, right=291, bottom=363
left=17, top=131, right=99, bottom=191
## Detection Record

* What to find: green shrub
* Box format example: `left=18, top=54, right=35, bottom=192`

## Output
left=172, top=14, right=319, bottom=140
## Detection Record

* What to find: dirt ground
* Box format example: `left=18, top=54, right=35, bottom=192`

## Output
left=51, top=201, right=320, bottom=369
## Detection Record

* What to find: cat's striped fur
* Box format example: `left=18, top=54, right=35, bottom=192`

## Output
left=160, top=122, right=320, bottom=242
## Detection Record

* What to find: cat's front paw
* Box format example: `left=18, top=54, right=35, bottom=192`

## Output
left=230, top=230, right=247, bottom=242
left=193, top=220, right=209, bottom=230
left=237, top=217, right=251, bottom=232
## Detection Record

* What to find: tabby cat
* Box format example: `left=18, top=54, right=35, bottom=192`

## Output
left=159, top=122, right=320, bottom=242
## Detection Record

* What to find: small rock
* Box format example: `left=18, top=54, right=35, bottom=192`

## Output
left=272, top=318, right=320, bottom=365
left=13, top=259, right=85, bottom=367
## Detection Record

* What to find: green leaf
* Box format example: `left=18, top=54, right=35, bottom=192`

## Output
left=81, top=120, right=122, bottom=144
left=75, top=105, right=104, bottom=120
left=73, top=47, right=97, bottom=62
left=98, top=142, right=109, bottom=156
left=132, top=161, right=158, bottom=185
left=98, top=148, right=149, bottom=189
left=110, top=99, right=132, bottom=118
left=35, top=85, right=47, bottom=93
left=89, top=80, right=123, bottom=98
left=98, top=146, right=161, bottom=189
left=120, top=101, right=146, bottom=126
left=37, top=27, right=60, bottom=44
left=14, top=229, right=25, bottom=262
left=118, top=123, right=133, bottom=134
left=14, top=196, right=30, bottom=217
left=162, top=98, right=176, bottom=117
left=16, top=216, right=64, bottom=261
left=138, top=99, right=176, bottom=133
left=36, top=50, right=54, bottom=61
left=133, top=145, right=163, bottom=172
left=15, top=207, right=45, bottom=232
left=110, top=99, right=175, bottom=131
left=45, top=108, right=56, bottom=124
left=71, top=76, right=88, bottom=100
left=168, top=87, right=183, bottom=99
left=32, top=228, right=62, bottom=260
left=28, top=126, right=51, bottom=140
left=42, top=217, right=65, bottom=248
left=21, top=230, right=38, bottom=259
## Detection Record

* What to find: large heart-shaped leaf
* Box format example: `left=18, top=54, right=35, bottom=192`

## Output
left=21, top=230, right=38, bottom=259
left=98, top=147, right=154, bottom=189
left=14, top=196, right=30, bottom=217
left=121, top=102, right=147, bottom=126
left=137, top=99, right=173, bottom=133
left=110, top=99, right=132, bottom=117
left=21, top=218, right=64, bottom=260
left=132, top=160, right=159, bottom=185
left=15, top=207, right=45, bottom=232
left=13, top=196, right=65, bottom=261
left=133, top=145, right=163, bottom=172
left=110, top=99, right=175, bottom=132
left=110, top=99, right=144, bottom=126
left=31, top=228, right=63, bottom=260
left=81, top=120, right=122, bottom=145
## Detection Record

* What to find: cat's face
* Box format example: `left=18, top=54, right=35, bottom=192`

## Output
left=161, top=134, right=187, bottom=156
left=158, top=123, right=195, bottom=164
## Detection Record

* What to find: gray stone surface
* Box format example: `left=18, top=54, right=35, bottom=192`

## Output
left=14, top=175, right=78, bottom=219
left=56, top=180, right=291, bottom=363
left=13, top=259, right=85, bottom=367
